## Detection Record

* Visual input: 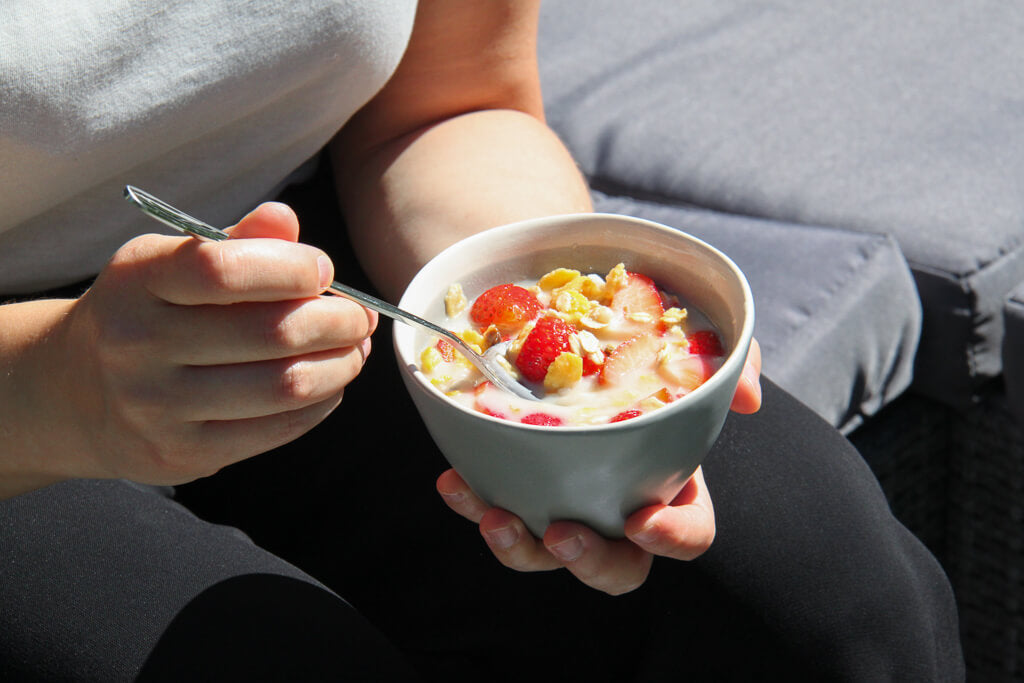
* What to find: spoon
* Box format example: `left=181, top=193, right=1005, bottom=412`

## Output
left=123, top=185, right=541, bottom=401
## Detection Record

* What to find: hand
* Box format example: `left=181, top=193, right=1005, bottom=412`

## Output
left=437, top=339, right=762, bottom=595
left=41, top=202, right=376, bottom=485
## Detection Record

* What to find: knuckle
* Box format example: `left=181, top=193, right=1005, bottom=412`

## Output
left=193, top=244, right=240, bottom=293
left=264, top=305, right=307, bottom=352
left=95, top=313, right=158, bottom=357
left=109, top=234, right=158, bottom=268
left=276, top=360, right=318, bottom=405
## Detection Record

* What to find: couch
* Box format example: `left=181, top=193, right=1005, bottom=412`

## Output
left=536, top=2, right=1024, bottom=679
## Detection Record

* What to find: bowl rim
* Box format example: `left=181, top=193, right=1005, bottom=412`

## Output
left=393, top=212, right=755, bottom=432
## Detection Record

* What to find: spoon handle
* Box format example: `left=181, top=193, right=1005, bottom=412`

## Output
left=122, top=185, right=458, bottom=342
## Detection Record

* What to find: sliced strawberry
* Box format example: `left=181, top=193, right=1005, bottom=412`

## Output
left=470, top=284, right=542, bottom=335
left=514, top=315, right=576, bottom=383
left=609, top=409, right=643, bottom=423
left=599, top=333, right=665, bottom=386
left=581, top=353, right=603, bottom=376
left=521, top=413, right=563, bottom=426
left=477, top=406, right=508, bottom=420
left=609, top=272, right=665, bottom=337
left=436, top=338, right=457, bottom=362
left=472, top=382, right=508, bottom=419
left=658, top=354, right=718, bottom=391
left=687, top=330, right=724, bottom=356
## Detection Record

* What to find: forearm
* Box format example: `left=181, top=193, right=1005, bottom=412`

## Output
left=331, top=109, right=592, bottom=301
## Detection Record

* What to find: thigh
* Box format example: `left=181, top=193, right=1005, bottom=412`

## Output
left=689, top=380, right=964, bottom=681
left=0, top=479, right=416, bottom=682
left=176, top=318, right=963, bottom=681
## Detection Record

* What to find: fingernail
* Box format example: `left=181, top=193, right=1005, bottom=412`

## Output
left=548, top=534, right=584, bottom=562
left=439, top=490, right=464, bottom=505
left=631, top=525, right=657, bottom=546
left=485, top=525, right=519, bottom=550
left=358, top=337, right=372, bottom=365
left=742, top=363, right=762, bottom=401
left=317, top=255, right=333, bottom=289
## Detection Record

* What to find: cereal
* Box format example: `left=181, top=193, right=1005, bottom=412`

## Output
left=544, top=351, right=584, bottom=392
left=420, top=263, right=726, bottom=426
left=538, top=268, right=580, bottom=291
left=445, top=283, right=467, bottom=317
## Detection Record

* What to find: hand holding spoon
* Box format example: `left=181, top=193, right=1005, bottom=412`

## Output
left=123, top=185, right=540, bottom=401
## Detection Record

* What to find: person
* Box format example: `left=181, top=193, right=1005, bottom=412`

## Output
left=0, top=1, right=963, bottom=681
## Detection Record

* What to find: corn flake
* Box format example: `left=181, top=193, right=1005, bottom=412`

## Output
left=543, top=351, right=583, bottom=392
left=445, top=284, right=467, bottom=318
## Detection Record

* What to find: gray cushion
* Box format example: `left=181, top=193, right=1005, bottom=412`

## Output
left=1004, top=283, right=1024, bottom=421
left=538, top=0, right=1024, bottom=408
left=591, top=192, right=921, bottom=433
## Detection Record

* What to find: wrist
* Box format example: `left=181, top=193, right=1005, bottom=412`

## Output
left=0, top=298, right=90, bottom=496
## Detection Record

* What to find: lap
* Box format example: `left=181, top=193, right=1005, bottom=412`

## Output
left=176, top=323, right=964, bottom=681
left=0, top=479, right=414, bottom=682
left=0, top=301, right=962, bottom=680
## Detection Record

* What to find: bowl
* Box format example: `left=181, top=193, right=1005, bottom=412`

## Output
left=393, top=213, right=754, bottom=538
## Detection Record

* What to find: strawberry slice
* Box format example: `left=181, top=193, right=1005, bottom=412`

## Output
left=581, top=353, right=603, bottom=376
left=478, top=406, right=507, bottom=420
left=472, top=382, right=508, bottom=419
left=470, top=284, right=542, bottom=335
left=599, top=333, right=665, bottom=386
left=521, top=413, right=563, bottom=426
left=658, top=354, right=718, bottom=391
left=435, top=338, right=457, bottom=362
left=686, top=330, right=724, bottom=356
left=609, top=409, right=643, bottom=423
left=514, top=315, right=576, bottom=383
left=609, top=272, right=665, bottom=338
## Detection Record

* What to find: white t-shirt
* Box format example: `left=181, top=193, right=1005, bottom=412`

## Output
left=0, top=0, right=417, bottom=294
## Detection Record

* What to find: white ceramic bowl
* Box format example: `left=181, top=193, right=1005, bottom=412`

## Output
left=394, top=213, right=754, bottom=538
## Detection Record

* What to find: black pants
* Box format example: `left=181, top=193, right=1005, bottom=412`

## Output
left=0, top=342, right=964, bottom=682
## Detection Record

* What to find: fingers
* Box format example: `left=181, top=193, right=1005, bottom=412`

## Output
left=624, top=467, right=716, bottom=562
left=144, top=296, right=377, bottom=366
left=196, top=390, right=346, bottom=472
left=436, top=470, right=562, bottom=571
left=480, top=508, right=564, bottom=573
left=729, top=337, right=762, bottom=414
left=436, top=468, right=491, bottom=522
left=438, top=466, right=716, bottom=595
left=226, top=202, right=301, bottom=242
left=65, top=201, right=381, bottom=484
left=437, top=469, right=655, bottom=594
left=175, top=343, right=370, bottom=421
left=543, top=523, right=654, bottom=595
left=145, top=237, right=333, bottom=305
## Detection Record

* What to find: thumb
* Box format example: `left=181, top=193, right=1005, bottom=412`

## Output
left=226, top=202, right=301, bottom=242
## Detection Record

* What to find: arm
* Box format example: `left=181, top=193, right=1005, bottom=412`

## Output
left=331, top=0, right=763, bottom=594
left=330, top=0, right=591, bottom=302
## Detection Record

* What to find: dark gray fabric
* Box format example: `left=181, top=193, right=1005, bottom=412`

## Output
left=1004, top=283, right=1024, bottom=421
left=591, top=192, right=920, bottom=432
left=538, top=0, right=1024, bottom=407
left=0, top=479, right=415, bottom=681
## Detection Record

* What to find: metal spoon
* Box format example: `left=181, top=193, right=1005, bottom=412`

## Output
left=123, top=185, right=541, bottom=401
